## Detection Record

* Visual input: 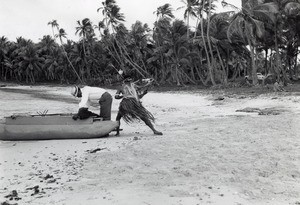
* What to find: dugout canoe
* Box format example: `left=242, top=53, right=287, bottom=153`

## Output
left=0, top=114, right=118, bottom=141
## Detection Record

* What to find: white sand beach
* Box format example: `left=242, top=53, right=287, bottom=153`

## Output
left=0, top=85, right=299, bottom=205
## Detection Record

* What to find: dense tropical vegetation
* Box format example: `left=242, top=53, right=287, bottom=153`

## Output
left=0, top=0, right=300, bottom=87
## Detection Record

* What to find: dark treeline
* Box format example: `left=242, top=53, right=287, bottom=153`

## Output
left=0, top=0, right=300, bottom=87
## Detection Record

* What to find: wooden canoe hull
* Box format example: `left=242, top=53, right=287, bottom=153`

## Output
left=0, top=114, right=119, bottom=141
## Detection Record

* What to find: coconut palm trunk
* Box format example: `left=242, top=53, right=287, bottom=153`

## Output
left=200, top=13, right=215, bottom=85
left=206, top=0, right=217, bottom=86
left=247, top=38, right=258, bottom=85
left=58, top=36, right=83, bottom=84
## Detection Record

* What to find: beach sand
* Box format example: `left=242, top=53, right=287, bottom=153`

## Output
left=0, top=85, right=299, bottom=205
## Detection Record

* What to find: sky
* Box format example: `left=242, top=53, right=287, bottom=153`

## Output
left=0, top=0, right=241, bottom=43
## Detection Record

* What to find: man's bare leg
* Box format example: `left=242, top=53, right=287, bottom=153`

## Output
left=115, top=113, right=122, bottom=136
left=142, top=117, right=163, bottom=135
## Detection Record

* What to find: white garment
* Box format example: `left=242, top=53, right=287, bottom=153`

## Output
left=78, top=86, right=106, bottom=108
left=123, top=83, right=139, bottom=100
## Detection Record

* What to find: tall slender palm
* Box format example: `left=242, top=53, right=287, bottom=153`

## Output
left=206, top=12, right=233, bottom=84
left=154, top=3, right=175, bottom=21
left=153, top=3, right=175, bottom=46
left=55, top=28, right=83, bottom=83
left=97, top=0, right=125, bottom=34
left=97, top=0, right=116, bottom=29
left=98, top=0, right=149, bottom=79
left=178, top=0, right=198, bottom=38
left=206, top=0, right=218, bottom=86
left=153, top=4, right=175, bottom=82
left=76, top=18, right=94, bottom=39
left=196, top=0, right=217, bottom=85
left=153, top=4, right=175, bottom=44
left=75, top=18, right=95, bottom=79
left=47, top=20, right=59, bottom=42
left=97, top=0, right=125, bottom=71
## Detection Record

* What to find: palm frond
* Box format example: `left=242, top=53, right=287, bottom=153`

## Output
left=252, top=6, right=277, bottom=25
left=249, top=18, right=265, bottom=39
left=284, top=2, right=300, bottom=16
left=255, top=2, right=279, bottom=13
left=227, top=14, right=246, bottom=43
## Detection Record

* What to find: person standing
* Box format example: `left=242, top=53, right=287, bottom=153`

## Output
left=71, top=85, right=112, bottom=121
left=114, top=75, right=163, bottom=136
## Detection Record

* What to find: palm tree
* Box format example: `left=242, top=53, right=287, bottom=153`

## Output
left=37, top=35, right=57, bottom=55
left=152, top=4, right=176, bottom=83
left=0, top=36, right=10, bottom=80
left=151, top=19, right=194, bottom=85
left=47, top=20, right=59, bottom=42
left=17, top=44, right=45, bottom=83
left=128, top=21, right=152, bottom=76
left=97, top=0, right=127, bottom=73
left=282, top=0, right=300, bottom=78
left=197, top=0, right=217, bottom=85
left=114, top=23, right=149, bottom=77
left=75, top=18, right=95, bottom=79
left=94, top=20, right=106, bottom=37
left=97, top=0, right=125, bottom=34
left=43, top=47, right=62, bottom=81
left=177, top=0, right=198, bottom=38
left=205, top=12, right=232, bottom=84
left=205, top=0, right=219, bottom=86
left=99, top=1, right=149, bottom=78
left=97, top=0, right=115, bottom=30
left=167, top=20, right=196, bottom=85
left=55, top=28, right=83, bottom=83
left=154, top=3, right=175, bottom=21
left=76, top=18, right=94, bottom=39
left=227, top=1, right=278, bottom=85
left=267, top=0, right=300, bottom=81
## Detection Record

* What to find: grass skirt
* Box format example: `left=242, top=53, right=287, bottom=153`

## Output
left=119, top=98, right=155, bottom=123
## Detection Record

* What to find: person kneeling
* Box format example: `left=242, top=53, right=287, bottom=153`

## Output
left=71, top=85, right=112, bottom=120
